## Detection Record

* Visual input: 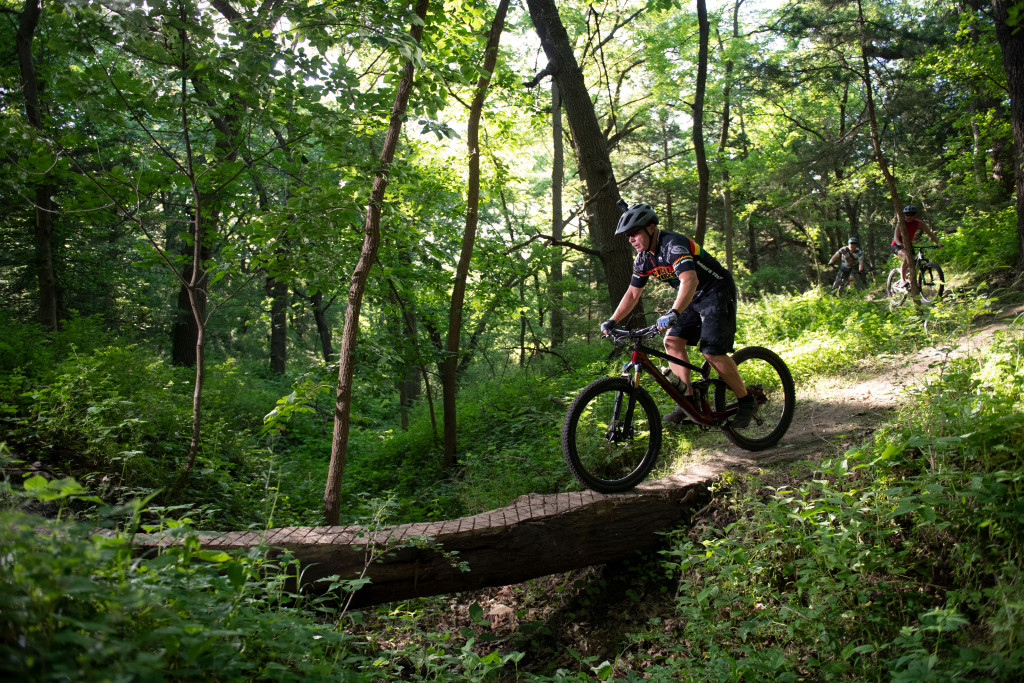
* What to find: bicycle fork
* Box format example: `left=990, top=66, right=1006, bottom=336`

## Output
left=602, top=361, right=641, bottom=444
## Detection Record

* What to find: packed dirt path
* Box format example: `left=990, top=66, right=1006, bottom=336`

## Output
left=661, top=302, right=1024, bottom=486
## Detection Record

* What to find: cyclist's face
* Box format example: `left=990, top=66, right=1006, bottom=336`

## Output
left=627, top=225, right=653, bottom=252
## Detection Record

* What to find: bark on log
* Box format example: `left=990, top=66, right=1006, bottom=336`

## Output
left=132, top=474, right=711, bottom=608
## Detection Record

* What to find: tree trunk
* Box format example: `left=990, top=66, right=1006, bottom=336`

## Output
left=266, top=275, right=287, bottom=375
left=715, top=2, right=742, bottom=273
left=171, top=263, right=204, bottom=367
left=692, top=0, right=710, bottom=245
left=16, top=0, right=60, bottom=332
left=525, top=0, right=635, bottom=316
left=856, top=0, right=916, bottom=294
left=550, top=80, right=565, bottom=347
left=307, top=289, right=335, bottom=363
left=325, top=0, right=430, bottom=524
left=440, top=0, right=509, bottom=468
left=992, top=0, right=1024, bottom=281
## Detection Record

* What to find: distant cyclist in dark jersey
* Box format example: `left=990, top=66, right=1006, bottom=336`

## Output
left=600, top=202, right=755, bottom=428
left=828, top=236, right=866, bottom=288
left=893, top=205, right=941, bottom=282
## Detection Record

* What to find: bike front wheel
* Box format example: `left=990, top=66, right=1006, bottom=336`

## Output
left=830, top=273, right=847, bottom=297
left=887, top=268, right=907, bottom=305
left=714, top=346, right=796, bottom=451
left=918, top=262, right=945, bottom=302
left=562, top=377, right=662, bottom=493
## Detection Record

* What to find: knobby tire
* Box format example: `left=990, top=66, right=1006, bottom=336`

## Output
left=562, top=376, right=662, bottom=493
left=713, top=346, right=796, bottom=451
left=887, top=268, right=907, bottom=305
left=918, top=263, right=945, bottom=303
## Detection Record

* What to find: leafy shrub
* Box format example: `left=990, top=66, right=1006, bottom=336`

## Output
left=940, top=207, right=1018, bottom=276
left=738, top=265, right=807, bottom=296
left=0, top=508, right=371, bottom=681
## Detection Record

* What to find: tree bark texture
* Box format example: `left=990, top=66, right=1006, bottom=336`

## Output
left=135, top=476, right=711, bottom=608
left=266, top=275, right=288, bottom=374
left=525, top=0, right=636, bottom=316
left=16, top=0, right=60, bottom=332
left=692, top=0, right=710, bottom=245
left=326, top=0, right=430, bottom=525
left=992, top=0, right=1024, bottom=281
left=550, top=80, right=565, bottom=348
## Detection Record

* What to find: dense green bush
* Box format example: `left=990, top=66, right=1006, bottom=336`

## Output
left=940, top=207, right=1018, bottom=276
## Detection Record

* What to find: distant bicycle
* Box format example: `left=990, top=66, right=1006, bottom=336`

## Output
left=561, top=324, right=795, bottom=493
left=828, top=265, right=865, bottom=297
left=886, top=244, right=944, bottom=304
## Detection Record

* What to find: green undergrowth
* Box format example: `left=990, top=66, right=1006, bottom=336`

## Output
left=1, top=294, right=1022, bottom=681
left=633, top=325, right=1024, bottom=681
left=739, top=286, right=996, bottom=379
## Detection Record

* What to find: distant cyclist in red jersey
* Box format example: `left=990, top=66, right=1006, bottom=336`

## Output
left=892, top=205, right=942, bottom=282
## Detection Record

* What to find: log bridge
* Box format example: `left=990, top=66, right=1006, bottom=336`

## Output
left=134, top=472, right=714, bottom=608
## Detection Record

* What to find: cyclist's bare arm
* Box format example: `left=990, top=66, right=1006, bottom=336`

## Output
left=609, top=284, right=644, bottom=325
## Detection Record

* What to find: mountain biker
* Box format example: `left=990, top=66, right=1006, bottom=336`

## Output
left=599, top=202, right=755, bottom=428
left=893, top=205, right=941, bottom=283
left=828, top=236, right=866, bottom=288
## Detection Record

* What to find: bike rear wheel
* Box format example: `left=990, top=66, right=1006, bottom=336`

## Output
left=918, top=262, right=945, bottom=302
left=562, top=376, right=662, bottom=493
left=887, top=268, right=907, bottom=305
left=713, top=346, right=795, bottom=451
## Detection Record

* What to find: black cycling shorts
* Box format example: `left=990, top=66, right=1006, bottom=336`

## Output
left=667, top=284, right=737, bottom=356
left=891, top=243, right=904, bottom=255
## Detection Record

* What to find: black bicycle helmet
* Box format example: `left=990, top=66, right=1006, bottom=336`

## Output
left=615, top=203, right=658, bottom=236
left=848, top=236, right=859, bottom=244
left=903, top=205, right=917, bottom=214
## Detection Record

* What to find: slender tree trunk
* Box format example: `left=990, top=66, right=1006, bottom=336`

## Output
left=16, top=0, right=59, bottom=332
left=659, top=111, right=675, bottom=232
left=266, top=275, right=287, bottom=374
left=441, top=0, right=509, bottom=467
left=715, top=2, right=742, bottom=272
left=307, top=289, right=334, bottom=362
left=856, top=0, right=916, bottom=294
left=325, top=0, right=430, bottom=524
left=550, top=80, right=565, bottom=347
left=692, top=0, right=710, bottom=245
left=992, top=0, right=1024, bottom=281
left=172, top=261, right=204, bottom=366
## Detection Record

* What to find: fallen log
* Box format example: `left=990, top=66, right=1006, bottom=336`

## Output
left=134, top=473, right=712, bottom=608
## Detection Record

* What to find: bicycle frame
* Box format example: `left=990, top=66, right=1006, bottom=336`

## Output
left=613, top=330, right=731, bottom=428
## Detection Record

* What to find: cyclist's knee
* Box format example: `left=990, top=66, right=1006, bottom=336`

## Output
left=665, top=335, right=689, bottom=354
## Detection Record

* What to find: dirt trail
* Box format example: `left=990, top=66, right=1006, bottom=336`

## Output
left=658, top=302, right=1024, bottom=484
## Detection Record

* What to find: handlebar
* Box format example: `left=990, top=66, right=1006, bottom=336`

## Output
left=604, top=324, right=661, bottom=342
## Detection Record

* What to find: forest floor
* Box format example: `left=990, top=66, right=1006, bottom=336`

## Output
left=403, top=299, right=1024, bottom=678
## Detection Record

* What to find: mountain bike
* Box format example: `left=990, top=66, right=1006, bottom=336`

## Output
left=561, top=324, right=796, bottom=493
left=828, top=265, right=863, bottom=297
left=886, top=244, right=944, bottom=305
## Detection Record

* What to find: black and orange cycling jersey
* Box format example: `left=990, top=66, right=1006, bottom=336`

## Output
left=629, top=229, right=732, bottom=296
